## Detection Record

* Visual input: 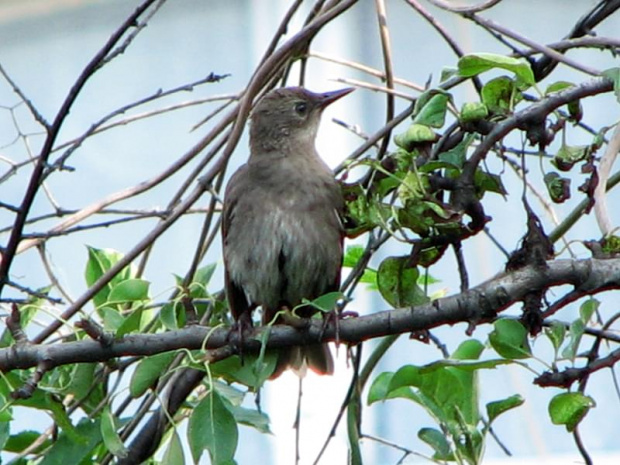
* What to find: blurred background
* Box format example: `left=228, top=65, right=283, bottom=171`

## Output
left=1, top=0, right=619, bottom=463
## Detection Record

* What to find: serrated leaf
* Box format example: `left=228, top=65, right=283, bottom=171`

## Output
left=548, top=392, right=595, bottom=432
left=377, top=256, right=429, bottom=308
left=486, top=394, right=524, bottom=423
left=188, top=389, right=238, bottom=464
left=489, top=319, right=532, bottom=359
left=100, top=407, right=128, bottom=458
left=458, top=53, right=535, bottom=86
left=130, top=352, right=177, bottom=397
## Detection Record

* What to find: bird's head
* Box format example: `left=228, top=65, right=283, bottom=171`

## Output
left=249, top=86, right=353, bottom=155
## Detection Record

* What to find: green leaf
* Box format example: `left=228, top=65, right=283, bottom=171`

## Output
left=420, top=358, right=512, bottom=373
left=367, top=371, right=395, bottom=404
left=160, top=301, right=185, bottom=330
left=394, top=124, right=437, bottom=151
left=100, top=407, right=128, bottom=458
left=602, top=235, right=620, bottom=254
left=437, top=133, right=475, bottom=168
left=377, top=256, right=429, bottom=308
left=548, top=392, right=595, bottom=432
left=475, top=169, right=507, bottom=196
left=130, top=352, right=177, bottom=397
left=162, top=430, right=185, bottom=465
left=211, top=353, right=276, bottom=389
left=452, top=339, right=485, bottom=360
left=413, top=91, right=450, bottom=128
left=460, top=101, right=489, bottom=123
left=544, top=321, right=566, bottom=354
left=458, top=53, right=535, bottom=86
left=544, top=172, right=571, bottom=203
left=231, top=406, right=271, bottom=434
left=579, top=298, right=599, bottom=324
left=115, top=306, right=144, bottom=337
left=4, top=430, right=51, bottom=454
left=562, top=319, right=585, bottom=361
left=188, top=389, right=238, bottom=464
left=301, top=291, right=344, bottom=313
left=47, top=396, right=83, bottom=444
left=602, top=67, right=620, bottom=102
left=481, top=76, right=519, bottom=114
left=418, top=427, right=452, bottom=460
left=40, top=418, right=102, bottom=465
left=343, top=245, right=365, bottom=267
left=100, top=306, right=124, bottom=331
left=187, top=263, right=217, bottom=298
left=63, top=363, right=97, bottom=399
left=108, top=279, right=150, bottom=303
left=84, top=246, right=133, bottom=308
left=390, top=363, right=479, bottom=426
left=440, top=66, right=458, bottom=82
left=489, top=319, right=532, bottom=359
left=545, top=81, right=575, bottom=95
left=552, top=144, right=589, bottom=171
left=486, top=394, right=524, bottom=423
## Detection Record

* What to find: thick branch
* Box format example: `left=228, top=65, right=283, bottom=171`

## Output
left=2, top=258, right=619, bottom=373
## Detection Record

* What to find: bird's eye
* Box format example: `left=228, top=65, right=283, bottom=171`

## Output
left=294, top=101, right=308, bottom=115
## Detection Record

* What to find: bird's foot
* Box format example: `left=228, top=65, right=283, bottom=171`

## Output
left=228, top=313, right=254, bottom=363
left=320, top=308, right=358, bottom=347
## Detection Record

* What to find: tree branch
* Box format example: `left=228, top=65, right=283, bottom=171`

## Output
left=3, top=258, right=619, bottom=373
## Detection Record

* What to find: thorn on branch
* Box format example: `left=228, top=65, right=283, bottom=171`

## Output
left=535, top=346, right=620, bottom=388
left=11, top=359, right=53, bottom=400
left=409, top=329, right=430, bottom=343
left=506, top=201, right=554, bottom=271
left=7, top=303, right=28, bottom=344
left=75, top=318, right=114, bottom=346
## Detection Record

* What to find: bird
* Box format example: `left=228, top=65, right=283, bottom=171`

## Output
left=221, top=86, right=353, bottom=378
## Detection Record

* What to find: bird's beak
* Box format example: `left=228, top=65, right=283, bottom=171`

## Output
left=317, top=87, right=355, bottom=108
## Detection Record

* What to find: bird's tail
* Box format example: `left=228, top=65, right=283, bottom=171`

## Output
left=270, top=343, right=334, bottom=379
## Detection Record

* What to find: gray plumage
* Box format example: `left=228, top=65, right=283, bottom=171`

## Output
left=222, top=86, right=352, bottom=377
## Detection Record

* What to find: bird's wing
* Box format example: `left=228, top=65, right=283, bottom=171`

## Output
left=221, top=165, right=254, bottom=324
